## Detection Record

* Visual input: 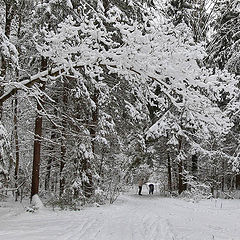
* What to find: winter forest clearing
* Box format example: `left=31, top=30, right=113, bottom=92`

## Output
left=0, top=0, right=240, bottom=239
left=1, top=189, right=240, bottom=240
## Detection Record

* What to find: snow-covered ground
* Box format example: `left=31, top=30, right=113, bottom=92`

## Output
left=0, top=187, right=240, bottom=240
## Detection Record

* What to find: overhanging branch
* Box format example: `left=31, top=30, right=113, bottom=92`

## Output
left=0, top=60, right=176, bottom=107
left=0, top=66, right=65, bottom=104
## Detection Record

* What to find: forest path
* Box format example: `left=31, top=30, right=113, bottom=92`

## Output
left=0, top=191, right=175, bottom=240
left=1, top=188, right=240, bottom=240
left=61, top=193, right=175, bottom=240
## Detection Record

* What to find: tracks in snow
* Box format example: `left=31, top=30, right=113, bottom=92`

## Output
left=60, top=194, right=176, bottom=240
left=0, top=193, right=176, bottom=240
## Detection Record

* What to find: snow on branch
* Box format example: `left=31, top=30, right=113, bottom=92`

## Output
left=0, top=65, right=68, bottom=104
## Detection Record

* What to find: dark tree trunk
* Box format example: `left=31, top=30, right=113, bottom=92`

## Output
left=89, top=90, right=99, bottom=153
left=0, top=1, right=13, bottom=118
left=44, top=127, right=56, bottom=191
left=167, top=153, right=172, bottom=192
left=59, top=139, right=66, bottom=196
left=192, top=154, right=198, bottom=177
left=45, top=158, right=52, bottom=191
left=31, top=97, right=43, bottom=199
left=221, top=160, right=225, bottom=192
left=236, top=175, right=240, bottom=190
left=59, top=79, right=67, bottom=196
left=178, top=161, right=183, bottom=194
left=221, top=177, right=224, bottom=192
left=14, top=6, right=23, bottom=201
left=0, top=83, right=4, bottom=119
left=0, top=1, right=15, bottom=177
left=82, top=90, right=99, bottom=198
left=5, top=3, right=14, bottom=38
left=178, top=136, right=184, bottom=194
left=14, top=95, right=20, bottom=201
left=30, top=57, right=47, bottom=200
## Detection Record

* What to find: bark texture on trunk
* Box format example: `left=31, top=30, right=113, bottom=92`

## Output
left=82, top=90, right=99, bottom=198
left=167, top=152, right=172, bottom=192
left=14, top=96, right=20, bottom=201
left=59, top=80, right=67, bottom=196
left=14, top=8, right=23, bottom=201
left=221, top=160, right=225, bottom=192
left=31, top=102, right=43, bottom=198
left=236, top=175, right=240, bottom=190
left=44, top=127, right=56, bottom=191
left=178, top=136, right=184, bottom=194
left=59, top=139, right=66, bottom=196
left=30, top=57, right=47, bottom=199
left=0, top=2, right=13, bottom=118
left=192, top=154, right=198, bottom=176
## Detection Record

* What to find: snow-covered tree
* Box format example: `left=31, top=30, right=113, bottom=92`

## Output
left=0, top=0, right=239, bottom=204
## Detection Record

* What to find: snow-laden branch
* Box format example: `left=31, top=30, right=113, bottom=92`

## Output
left=1, top=11, right=238, bottom=144
left=0, top=65, right=66, bottom=104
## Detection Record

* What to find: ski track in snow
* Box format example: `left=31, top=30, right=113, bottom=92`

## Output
left=0, top=189, right=240, bottom=240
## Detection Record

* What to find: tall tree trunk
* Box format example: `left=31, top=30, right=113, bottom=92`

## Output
left=45, top=157, right=52, bottom=191
left=236, top=174, right=240, bottom=190
left=89, top=90, right=99, bottom=153
left=221, top=160, right=225, bottom=192
left=166, top=132, right=172, bottom=192
left=31, top=88, right=45, bottom=199
left=178, top=162, right=184, bottom=194
left=14, top=5, right=23, bottom=201
left=0, top=84, right=4, bottom=119
left=0, top=1, right=15, bottom=182
left=44, top=127, right=56, bottom=191
left=178, top=136, right=184, bottom=194
left=31, top=95, right=44, bottom=199
left=0, top=1, right=14, bottom=118
left=5, top=2, right=15, bottom=38
left=30, top=57, right=47, bottom=200
left=192, top=154, right=198, bottom=178
left=59, top=79, right=67, bottom=196
left=59, top=138, right=66, bottom=196
left=167, top=152, right=172, bottom=192
left=82, top=90, right=99, bottom=198
left=14, top=95, right=20, bottom=201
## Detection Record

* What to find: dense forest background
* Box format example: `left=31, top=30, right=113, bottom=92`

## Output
left=0, top=0, right=239, bottom=208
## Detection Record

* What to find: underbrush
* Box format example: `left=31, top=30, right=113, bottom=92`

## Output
left=43, top=181, right=123, bottom=211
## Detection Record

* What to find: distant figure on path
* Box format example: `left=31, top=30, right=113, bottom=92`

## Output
left=138, top=178, right=144, bottom=195
left=149, top=184, right=154, bottom=194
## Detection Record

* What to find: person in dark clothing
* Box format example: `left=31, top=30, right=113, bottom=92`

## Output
left=149, top=184, right=154, bottom=194
left=138, top=178, right=144, bottom=195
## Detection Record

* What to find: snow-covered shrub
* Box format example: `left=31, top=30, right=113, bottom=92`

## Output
left=180, top=174, right=212, bottom=202
left=94, top=187, right=105, bottom=204
left=46, top=190, right=84, bottom=211
left=95, top=164, right=124, bottom=204
left=106, top=178, right=121, bottom=204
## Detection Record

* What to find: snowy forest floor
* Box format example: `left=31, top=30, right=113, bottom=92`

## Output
left=0, top=187, right=240, bottom=240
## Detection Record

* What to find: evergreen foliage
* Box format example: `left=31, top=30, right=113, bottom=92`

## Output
left=0, top=0, right=239, bottom=204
